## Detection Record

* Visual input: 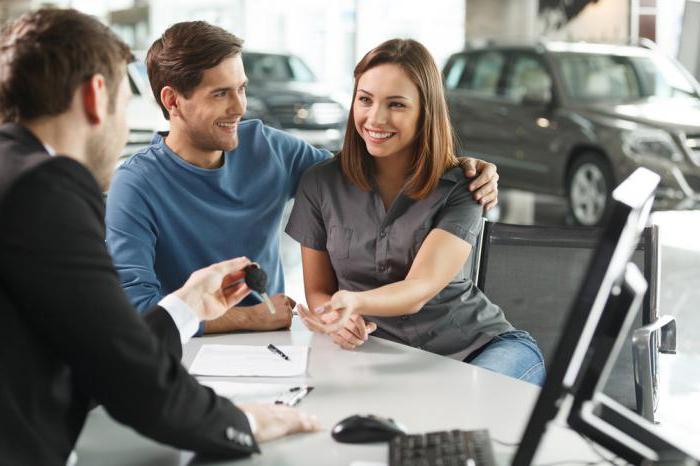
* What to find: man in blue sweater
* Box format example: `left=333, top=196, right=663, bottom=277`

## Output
left=106, top=21, right=500, bottom=335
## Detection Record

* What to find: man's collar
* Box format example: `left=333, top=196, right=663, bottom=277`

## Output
left=44, top=143, right=56, bottom=156
left=0, top=123, right=49, bottom=155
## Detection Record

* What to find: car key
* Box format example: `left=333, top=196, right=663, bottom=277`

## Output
left=223, top=263, right=275, bottom=314
left=243, top=264, right=276, bottom=315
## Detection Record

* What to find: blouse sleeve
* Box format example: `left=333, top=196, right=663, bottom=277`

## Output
left=433, top=179, right=484, bottom=246
left=284, top=167, right=327, bottom=251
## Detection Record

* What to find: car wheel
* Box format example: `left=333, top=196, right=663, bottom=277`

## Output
left=567, top=153, right=614, bottom=226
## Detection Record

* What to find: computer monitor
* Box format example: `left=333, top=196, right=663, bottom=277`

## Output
left=512, top=168, right=698, bottom=466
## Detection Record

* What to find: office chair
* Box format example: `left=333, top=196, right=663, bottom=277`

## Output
left=469, top=221, right=676, bottom=422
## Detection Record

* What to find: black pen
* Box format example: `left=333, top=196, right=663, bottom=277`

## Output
left=275, top=386, right=313, bottom=405
left=267, top=343, right=290, bottom=361
left=288, top=387, right=311, bottom=407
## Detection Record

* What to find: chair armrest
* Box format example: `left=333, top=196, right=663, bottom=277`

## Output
left=631, top=315, right=677, bottom=421
left=633, top=315, right=677, bottom=355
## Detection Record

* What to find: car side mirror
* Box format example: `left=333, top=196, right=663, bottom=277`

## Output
left=521, top=87, right=552, bottom=106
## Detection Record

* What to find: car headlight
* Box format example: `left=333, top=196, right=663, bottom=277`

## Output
left=622, top=128, right=684, bottom=162
left=307, top=102, right=345, bottom=125
left=245, top=96, right=268, bottom=120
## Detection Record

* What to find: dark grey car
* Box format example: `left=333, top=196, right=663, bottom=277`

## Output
left=444, top=42, right=700, bottom=225
left=242, top=51, right=346, bottom=152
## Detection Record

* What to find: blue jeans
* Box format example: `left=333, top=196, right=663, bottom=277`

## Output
left=463, top=330, right=546, bottom=386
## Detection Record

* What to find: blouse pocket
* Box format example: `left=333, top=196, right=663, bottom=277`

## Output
left=327, top=225, right=353, bottom=259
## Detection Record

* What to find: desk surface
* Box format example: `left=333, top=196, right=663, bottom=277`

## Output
left=75, top=329, right=600, bottom=465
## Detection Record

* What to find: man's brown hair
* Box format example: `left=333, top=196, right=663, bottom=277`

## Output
left=0, top=8, right=131, bottom=123
left=339, top=38, right=458, bottom=199
left=146, top=21, right=244, bottom=119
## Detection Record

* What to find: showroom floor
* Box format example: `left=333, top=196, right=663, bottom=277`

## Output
left=278, top=192, right=700, bottom=442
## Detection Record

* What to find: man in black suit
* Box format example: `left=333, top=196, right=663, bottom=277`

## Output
left=0, top=8, right=319, bottom=465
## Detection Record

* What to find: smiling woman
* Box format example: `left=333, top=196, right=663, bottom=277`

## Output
left=285, top=39, right=547, bottom=387
left=340, top=39, right=458, bottom=201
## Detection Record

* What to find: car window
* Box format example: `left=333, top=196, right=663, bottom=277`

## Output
left=557, top=51, right=698, bottom=102
left=631, top=55, right=698, bottom=99
left=288, top=56, right=316, bottom=82
left=505, top=54, right=552, bottom=102
left=456, top=51, right=505, bottom=97
left=127, top=62, right=149, bottom=97
left=128, top=73, right=140, bottom=96
left=243, top=53, right=316, bottom=83
left=445, top=55, right=467, bottom=89
left=244, top=54, right=292, bottom=81
left=557, top=53, right=640, bottom=101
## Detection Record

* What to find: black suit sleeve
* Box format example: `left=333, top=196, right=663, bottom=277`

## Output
left=143, top=305, right=183, bottom=361
left=0, top=159, right=259, bottom=457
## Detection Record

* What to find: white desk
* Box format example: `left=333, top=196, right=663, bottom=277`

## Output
left=75, top=329, right=602, bottom=465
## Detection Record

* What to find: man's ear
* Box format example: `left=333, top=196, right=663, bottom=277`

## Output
left=82, top=74, right=108, bottom=125
left=160, top=86, right=180, bottom=119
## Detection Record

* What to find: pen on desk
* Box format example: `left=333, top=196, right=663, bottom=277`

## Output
left=274, top=386, right=313, bottom=405
left=288, top=386, right=313, bottom=407
left=267, top=343, right=290, bottom=361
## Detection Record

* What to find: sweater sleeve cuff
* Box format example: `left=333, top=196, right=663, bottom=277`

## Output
left=158, top=294, right=200, bottom=344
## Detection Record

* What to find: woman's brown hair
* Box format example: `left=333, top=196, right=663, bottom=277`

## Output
left=339, top=38, right=458, bottom=199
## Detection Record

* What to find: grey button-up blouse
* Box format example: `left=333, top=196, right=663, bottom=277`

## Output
left=285, top=157, right=513, bottom=356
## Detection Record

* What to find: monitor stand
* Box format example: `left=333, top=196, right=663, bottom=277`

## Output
left=569, top=394, right=696, bottom=466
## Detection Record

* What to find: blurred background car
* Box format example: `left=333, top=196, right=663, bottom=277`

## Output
left=122, top=51, right=347, bottom=163
left=123, top=60, right=168, bottom=162
left=444, top=41, right=700, bottom=225
left=242, top=51, right=347, bottom=152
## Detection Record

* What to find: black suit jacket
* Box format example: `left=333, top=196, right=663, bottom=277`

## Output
left=0, top=123, right=259, bottom=465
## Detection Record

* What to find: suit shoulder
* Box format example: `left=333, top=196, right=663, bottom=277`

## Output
left=7, top=156, right=98, bottom=200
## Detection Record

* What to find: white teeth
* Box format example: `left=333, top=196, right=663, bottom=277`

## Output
left=217, top=122, right=236, bottom=128
left=367, top=130, right=393, bottom=139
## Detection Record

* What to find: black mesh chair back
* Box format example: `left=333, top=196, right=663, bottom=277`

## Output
left=473, top=221, right=666, bottom=420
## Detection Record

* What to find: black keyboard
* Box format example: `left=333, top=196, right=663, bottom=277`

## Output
left=389, top=429, right=496, bottom=466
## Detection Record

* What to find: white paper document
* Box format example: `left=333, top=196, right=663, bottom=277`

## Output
left=199, top=380, right=312, bottom=405
left=189, top=344, right=309, bottom=377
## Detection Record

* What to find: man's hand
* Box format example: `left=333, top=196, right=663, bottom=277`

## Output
left=203, top=293, right=294, bottom=333
left=330, top=314, right=377, bottom=350
left=458, top=156, right=499, bottom=211
left=239, top=404, right=320, bottom=443
left=242, top=294, right=294, bottom=330
left=174, top=257, right=252, bottom=321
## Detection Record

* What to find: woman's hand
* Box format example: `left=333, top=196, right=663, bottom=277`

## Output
left=330, top=314, right=377, bottom=350
left=297, top=290, right=361, bottom=334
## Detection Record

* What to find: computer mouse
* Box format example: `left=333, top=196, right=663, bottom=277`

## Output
left=331, top=414, right=406, bottom=443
